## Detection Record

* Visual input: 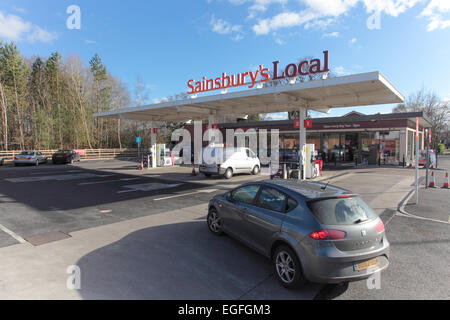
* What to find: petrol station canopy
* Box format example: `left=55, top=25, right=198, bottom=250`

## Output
left=94, top=71, right=404, bottom=122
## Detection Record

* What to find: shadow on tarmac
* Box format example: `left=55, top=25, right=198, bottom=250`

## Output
left=75, top=220, right=325, bottom=300
left=0, top=166, right=209, bottom=211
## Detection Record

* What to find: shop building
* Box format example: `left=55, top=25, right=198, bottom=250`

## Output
left=184, top=111, right=432, bottom=166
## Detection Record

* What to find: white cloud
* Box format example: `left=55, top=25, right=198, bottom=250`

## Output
left=262, top=112, right=288, bottom=120
left=212, top=0, right=447, bottom=38
left=12, top=7, right=27, bottom=14
left=322, top=31, right=340, bottom=38
left=252, top=0, right=359, bottom=35
left=274, top=37, right=286, bottom=45
left=333, top=65, right=352, bottom=75
left=27, top=26, right=58, bottom=43
left=0, top=11, right=31, bottom=41
left=0, top=11, right=57, bottom=43
left=349, top=37, right=357, bottom=44
left=152, top=97, right=169, bottom=104
left=251, top=0, right=440, bottom=35
left=362, top=0, right=423, bottom=17
left=231, top=33, right=244, bottom=41
left=210, top=15, right=242, bottom=34
left=420, top=0, right=450, bottom=31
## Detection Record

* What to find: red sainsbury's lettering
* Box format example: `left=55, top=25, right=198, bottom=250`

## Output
left=186, top=51, right=329, bottom=94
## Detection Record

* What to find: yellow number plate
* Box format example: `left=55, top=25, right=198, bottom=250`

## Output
left=353, top=257, right=380, bottom=271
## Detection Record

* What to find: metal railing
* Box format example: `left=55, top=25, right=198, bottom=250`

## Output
left=0, top=148, right=139, bottom=163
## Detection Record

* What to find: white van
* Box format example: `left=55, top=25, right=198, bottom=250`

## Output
left=199, top=147, right=260, bottom=179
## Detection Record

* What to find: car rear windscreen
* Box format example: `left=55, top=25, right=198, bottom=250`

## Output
left=308, top=196, right=378, bottom=225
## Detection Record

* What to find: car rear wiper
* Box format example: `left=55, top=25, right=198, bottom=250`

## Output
left=353, top=218, right=368, bottom=224
left=321, top=181, right=330, bottom=190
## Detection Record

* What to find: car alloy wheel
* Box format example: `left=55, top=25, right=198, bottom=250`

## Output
left=275, top=251, right=296, bottom=284
left=35, top=160, right=39, bottom=166
left=207, top=209, right=223, bottom=235
left=273, top=245, right=306, bottom=288
left=252, top=165, right=260, bottom=175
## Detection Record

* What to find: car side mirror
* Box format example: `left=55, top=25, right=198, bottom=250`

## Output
left=225, top=192, right=233, bottom=202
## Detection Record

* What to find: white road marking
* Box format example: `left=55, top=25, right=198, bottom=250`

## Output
left=398, top=189, right=450, bottom=225
left=29, top=170, right=83, bottom=175
left=154, top=189, right=218, bottom=201
left=78, top=178, right=140, bottom=186
left=116, top=183, right=182, bottom=194
left=5, top=173, right=114, bottom=183
left=0, top=223, right=26, bottom=244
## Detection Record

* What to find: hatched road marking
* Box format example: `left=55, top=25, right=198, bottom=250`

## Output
left=77, top=178, right=140, bottom=186
left=154, top=189, right=219, bottom=201
left=5, top=173, right=114, bottom=183
left=117, top=183, right=182, bottom=194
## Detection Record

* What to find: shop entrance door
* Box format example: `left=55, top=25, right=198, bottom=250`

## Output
left=343, top=133, right=359, bottom=162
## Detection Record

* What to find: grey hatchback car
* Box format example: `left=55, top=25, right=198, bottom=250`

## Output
left=207, top=180, right=389, bottom=288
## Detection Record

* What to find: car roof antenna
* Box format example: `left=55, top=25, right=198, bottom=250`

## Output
left=321, top=181, right=329, bottom=190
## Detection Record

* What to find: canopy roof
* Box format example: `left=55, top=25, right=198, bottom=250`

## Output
left=94, top=71, right=404, bottom=122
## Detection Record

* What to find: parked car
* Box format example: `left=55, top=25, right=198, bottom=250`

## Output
left=418, top=149, right=436, bottom=168
left=14, top=151, right=47, bottom=166
left=199, top=147, right=260, bottom=179
left=207, top=180, right=389, bottom=288
left=52, top=150, right=81, bottom=164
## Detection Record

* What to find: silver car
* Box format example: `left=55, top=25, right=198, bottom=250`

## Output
left=14, top=151, right=47, bottom=166
left=207, top=180, right=390, bottom=288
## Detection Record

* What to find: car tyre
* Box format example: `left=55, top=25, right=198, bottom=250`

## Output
left=224, top=168, right=233, bottom=179
left=207, top=208, right=223, bottom=236
left=35, top=160, right=39, bottom=166
left=252, top=165, right=260, bottom=175
left=273, top=245, right=307, bottom=289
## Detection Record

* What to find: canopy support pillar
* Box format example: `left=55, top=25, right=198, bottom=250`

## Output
left=299, top=107, right=307, bottom=181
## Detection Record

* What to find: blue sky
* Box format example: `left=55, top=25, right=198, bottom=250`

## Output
left=1, top=0, right=449, bottom=119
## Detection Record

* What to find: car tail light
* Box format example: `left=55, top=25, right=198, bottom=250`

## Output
left=309, top=229, right=346, bottom=240
left=376, top=220, right=385, bottom=233
left=27, top=157, right=32, bottom=160
left=65, top=154, right=69, bottom=157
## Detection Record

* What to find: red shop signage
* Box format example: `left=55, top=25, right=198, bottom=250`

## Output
left=187, top=51, right=329, bottom=95
left=294, top=119, right=313, bottom=129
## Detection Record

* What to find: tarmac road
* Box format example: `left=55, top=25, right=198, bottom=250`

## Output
left=0, top=159, right=448, bottom=299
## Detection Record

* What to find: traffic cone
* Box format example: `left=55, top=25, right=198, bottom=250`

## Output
left=137, top=161, right=143, bottom=170
left=191, top=165, right=197, bottom=176
left=428, top=171, right=435, bottom=188
left=443, top=172, right=449, bottom=189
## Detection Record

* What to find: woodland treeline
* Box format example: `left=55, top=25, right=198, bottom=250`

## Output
left=0, top=41, right=155, bottom=151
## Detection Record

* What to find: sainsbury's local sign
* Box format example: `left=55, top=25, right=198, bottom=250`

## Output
left=187, top=50, right=330, bottom=95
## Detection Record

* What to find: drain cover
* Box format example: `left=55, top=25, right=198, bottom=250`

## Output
left=25, top=231, right=71, bottom=246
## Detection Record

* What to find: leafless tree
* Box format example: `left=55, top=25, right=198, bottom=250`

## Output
left=393, top=88, right=450, bottom=150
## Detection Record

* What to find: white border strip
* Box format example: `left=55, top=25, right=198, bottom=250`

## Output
left=0, top=223, right=26, bottom=244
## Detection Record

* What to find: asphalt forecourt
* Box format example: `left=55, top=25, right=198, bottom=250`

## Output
left=0, top=159, right=239, bottom=248
left=0, top=159, right=447, bottom=300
